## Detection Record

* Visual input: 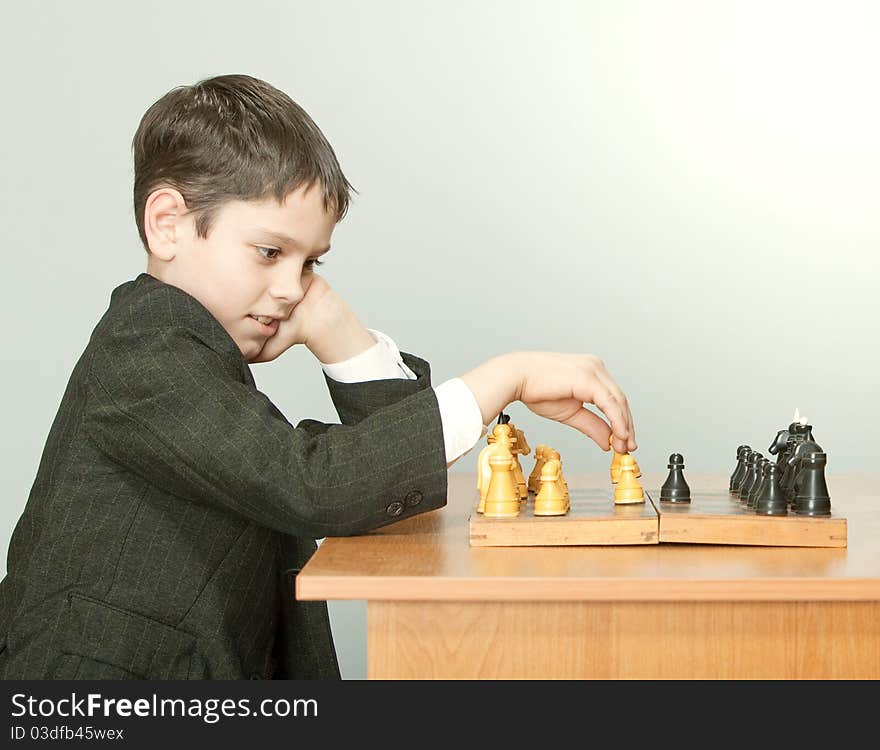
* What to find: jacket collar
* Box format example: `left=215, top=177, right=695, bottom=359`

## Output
left=107, top=274, right=253, bottom=385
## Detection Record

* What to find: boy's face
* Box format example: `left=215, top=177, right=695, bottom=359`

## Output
left=146, top=182, right=335, bottom=362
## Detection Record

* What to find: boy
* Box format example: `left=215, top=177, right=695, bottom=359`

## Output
left=0, top=74, right=636, bottom=680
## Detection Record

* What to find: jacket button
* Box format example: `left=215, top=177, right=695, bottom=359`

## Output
left=386, top=500, right=405, bottom=517
left=404, top=490, right=423, bottom=507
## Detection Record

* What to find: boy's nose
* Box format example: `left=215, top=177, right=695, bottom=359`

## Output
left=268, top=278, right=304, bottom=306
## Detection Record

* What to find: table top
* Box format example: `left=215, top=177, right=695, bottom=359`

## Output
left=296, top=472, right=880, bottom=602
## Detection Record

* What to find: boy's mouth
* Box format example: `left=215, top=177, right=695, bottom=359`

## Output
left=248, top=314, right=280, bottom=334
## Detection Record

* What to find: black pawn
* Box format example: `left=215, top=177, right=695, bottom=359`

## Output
left=746, top=457, right=770, bottom=508
left=792, top=451, right=832, bottom=516
left=660, top=453, right=691, bottom=503
left=740, top=451, right=763, bottom=504
left=742, top=456, right=767, bottom=508
left=734, top=449, right=756, bottom=497
left=754, top=462, right=787, bottom=515
left=745, top=457, right=769, bottom=508
left=729, top=445, right=751, bottom=493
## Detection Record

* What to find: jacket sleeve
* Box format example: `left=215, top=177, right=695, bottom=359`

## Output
left=83, top=325, right=448, bottom=538
left=294, top=351, right=432, bottom=435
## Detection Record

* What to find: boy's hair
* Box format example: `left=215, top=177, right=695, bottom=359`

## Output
left=132, top=74, right=354, bottom=253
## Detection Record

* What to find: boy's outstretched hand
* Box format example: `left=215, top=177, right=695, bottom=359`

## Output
left=461, top=352, right=636, bottom=455
left=249, top=274, right=375, bottom=365
left=249, top=278, right=636, bottom=455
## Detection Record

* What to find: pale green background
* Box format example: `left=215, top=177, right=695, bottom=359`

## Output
left=2, top=1, right=878, bottom=680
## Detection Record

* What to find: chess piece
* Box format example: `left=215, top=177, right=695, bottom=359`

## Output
left=614, top=454, right=644, bottom=504
left=508, top=423, right=530, bottom=501
left=528, top=445, right=548, bottom=493
left=660, top=453, right=691, bottom=503
left=730, top=446, right=752, bottom=496
left=544, top=448, right=569, bottom=501
left=533, top=458, right=569, bottom=516
left=782, top=435, right=821, bottom=502
left=746, top=457, right=770, bottom=509
left=769, top=407, right=806, bottom=466
left=609, top=435, right=622, bottom=483
left=738, top=450, right=762, bottom=501
left=791, top=451, right=832, bottom=516
left=734, top=449, right=754, bottom=497
left=729, top=445, right=751, bottom=493
left=483, top=450, right=521, bottom=518
left=743, top=454, right=766, bottom=508
left=515, top=428, right=531, bottom=458
left=754, top=462, right=787, bottom=515
left=610, top=435, right=640, bottom=483
left=780, top=423, right=816, bottom=493
left=477, top=423, right=515, bottom=512
left=767, top=429, right=789, bottom=464
left=777, top=424, right=801, bottom=471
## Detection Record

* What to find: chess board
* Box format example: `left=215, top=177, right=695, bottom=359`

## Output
left=468, top=487, right=659, bottom=547
left=469, top=484, right=847, bottom=548
left=652, top=488, right=847, bottom=547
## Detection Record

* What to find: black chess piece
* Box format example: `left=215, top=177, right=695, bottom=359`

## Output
left=734, top=449, right=756, bottom=498
left=783, top=436, right=822, bottom=501
left=779, top=423, right=807, bottom=485
left=745, top=457, right=765, bottom=507
left=729, top=445, right=751, bottom=493
left=791, top=451, right=832, bottom=516
left=660, top=453, right=691, bottom=503
left=754, top=462, right=787, bottom=515
left=747, top=457, right=770, bottom=509
left=767, top=429, right=789, bottom=463
left=740, top=451, right=763, bottom=505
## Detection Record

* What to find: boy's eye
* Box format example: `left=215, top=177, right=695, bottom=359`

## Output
left=256, top=246, right=281, bottom=260
left=255, top=247, right=324, bottom=270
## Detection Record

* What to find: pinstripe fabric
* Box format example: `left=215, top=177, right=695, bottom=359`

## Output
left=0, top=273, right=448, bottom=679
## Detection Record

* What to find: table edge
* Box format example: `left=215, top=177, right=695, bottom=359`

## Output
left=295, top=576, right=880, bottom=602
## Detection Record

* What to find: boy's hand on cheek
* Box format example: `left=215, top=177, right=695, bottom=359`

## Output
left=248, top=274, right=325, bottom=364
left=249, top=275, right=374, bottom=365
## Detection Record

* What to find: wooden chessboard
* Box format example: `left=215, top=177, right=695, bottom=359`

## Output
left=468, top=486, right=659, bottom=547
left=652, top=488, right=847, bottom=547
left=468, top=479, right=847, bottom=548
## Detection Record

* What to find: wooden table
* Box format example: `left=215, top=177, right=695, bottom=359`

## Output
left=296, top=472, right=880, bottom=679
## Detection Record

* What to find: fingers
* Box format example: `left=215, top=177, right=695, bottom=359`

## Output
left=513, top=352, right=637, bottom=454
left=588, top=386, right=629, bottom=453
left=559, top=406, right=614, bottom=450
left=595, top=376, right=636, bottom=452
left=590, top=361, right=637, bottom=453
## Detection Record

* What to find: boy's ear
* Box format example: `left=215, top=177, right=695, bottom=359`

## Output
left=144, top=188, right=188, bottom=260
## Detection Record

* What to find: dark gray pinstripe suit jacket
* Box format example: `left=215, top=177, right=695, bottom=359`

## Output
left=0, top=272, right=448, bottom=679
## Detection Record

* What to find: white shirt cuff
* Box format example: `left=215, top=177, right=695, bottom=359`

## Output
left=434, top=377, right=488, bottom=466
left=321, top=328, right=417, bottom=382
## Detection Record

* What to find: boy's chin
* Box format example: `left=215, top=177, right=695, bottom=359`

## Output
left=238, top=341, right=263, bottom=362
